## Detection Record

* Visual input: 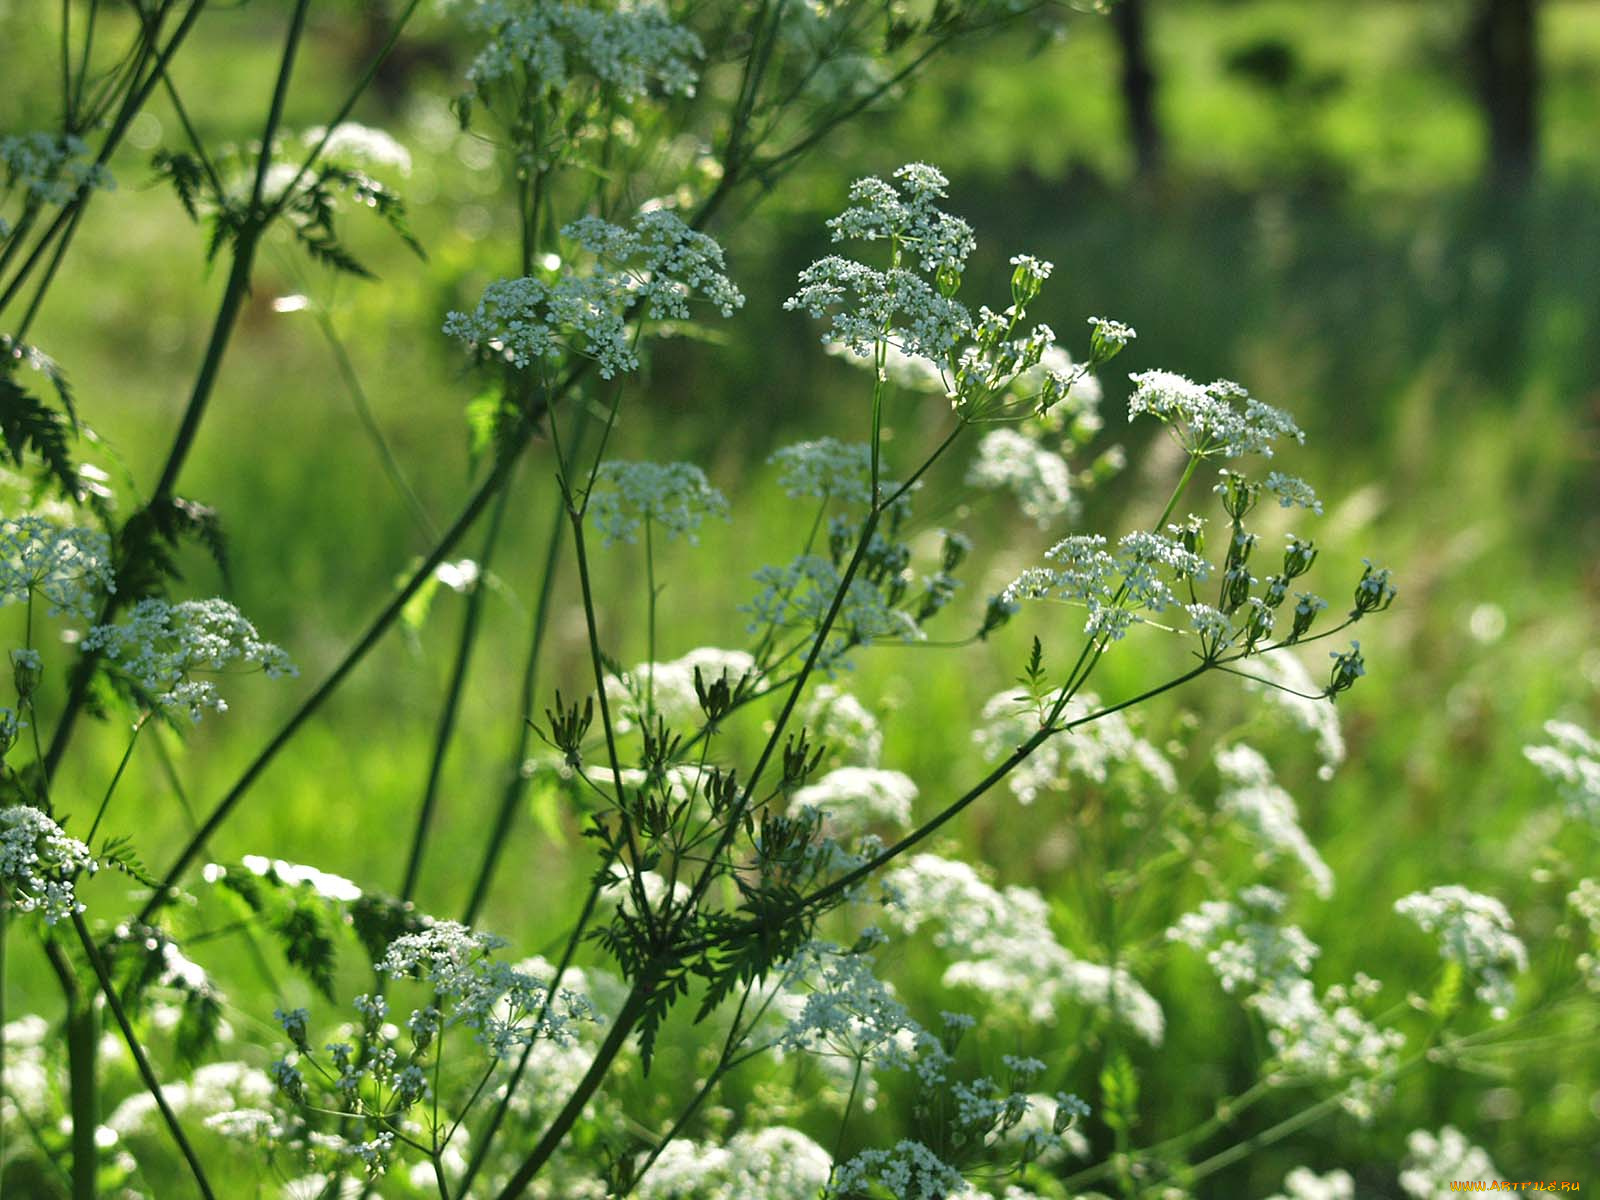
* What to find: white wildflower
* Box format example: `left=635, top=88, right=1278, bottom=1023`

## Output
left=966, top=430, right=1074, bottom=528
left=1214, top=744, right=1334, bottom=898
left=637, top=1126, right=832, bottom=1200
left=827, top=1139, right=967, bottom=1200
left=1, top=132, right=114, bottom=205
left=1167, top=888, right=1319, bottom=993
left=85, top=598, right=295, bottom=721
left=1399, top=1126, right=1500, bottom=1198
left=786, top=256, right=971, bottom=364
left=1568, top=879, right=1600, bottom=990
left=805, top=685, right=883, bottom=767
left=215, top=855, right=363, bottom=904
left=445, top=211, right=740, bottom=379
left=108, top=1060, right=273, bottom=1138
left=1249, top=977, right=1404, bottom=1099
left=1, top=805, right=96, bottom=923
left=1524, top=719, right=1600, bottom=827
left=974, top=689, right=1175, bottom=805
left=884, top=854, right=1164, bottom=1043
left=1127, top=370, right=1302, bottom=457
left=746, top=554, right=921, bottom=645
left=1241, top=649, right=1346, bottom=779
left=1394, top=886, right=1527, bottom=1018
left=0, top=516, right=115, bottom=621
left=791, top=767, right=916, bottom=832
left=463, top=0, right=703, bottom=100
left=1004, top=528, right=1211, bottom=642
left=303, top=123, right=412, bottom=174
left=1264, top=471, right=1322, bottom=513
left=588, top=460, right=728, bottom=545
left=769, top=438, right=875, bottom=507
left=1266, top=1167, right=1355, bottom=1200
left=825, top=163, right=975, bottom=274
left=604, top=646, right=755, bottom=732
left=776, top=942, right=918, bottom=1066
left=378, top=921, right=585, bottom=1055
left=1087, top=316, right=1137, bottom=357
left=564, top=209, right=744, bottom=319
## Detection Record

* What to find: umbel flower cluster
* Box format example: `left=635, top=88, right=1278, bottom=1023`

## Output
left=444, top=208, right=743, bottom=378
left=0, top=804, right=96, bottom=923
left=85, top=597, right=297, bottom=721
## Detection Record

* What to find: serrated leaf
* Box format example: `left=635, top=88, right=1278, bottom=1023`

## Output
left=98, top=835, right=159, bottom=888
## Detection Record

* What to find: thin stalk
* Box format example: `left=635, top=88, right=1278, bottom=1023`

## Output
left=43, top=233, right=260, bottom=776
left=247, top=0, right=312, bottom=212
left=491, top=978, right=654, bottom=1200
left=458, top=463, right=573, bottom=925
left=266, top=0, right=427, bottom=221
left=60, top=0, right=74, bottom=129
left=0, top=1, right=206, bottom=320
left=11, top=175, right=87, bottom=344
left=44, top=939, right=95, bottom=1200
left=0, top=902, right=7, bottom=1171
left=644, top=516, right=657, bottom=716
left=674, top=504, right=883, bottom=928
left=73, top=0, right=101, bottom=121
left=135, top=434, right=533, bottom=926
left=455, top=861, right=611, bottom=1195
left=0, top=203, right=41, bottom=279
left=84, top=715, right=147, bottom=845
left=71, top=913, right=217, bottom=1199
left=400, top=476, right=515, bottom=901
left=310, top=305, right=438, bottom=539
left=561, top=490, right=659, bottom=940
left=623, top=985, right=756, bottom=1194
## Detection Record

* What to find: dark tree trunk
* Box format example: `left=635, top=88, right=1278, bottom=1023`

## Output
left=1470, top=0, right=1540, bottom=189
left=1112, top=0, right=1164, bottom=179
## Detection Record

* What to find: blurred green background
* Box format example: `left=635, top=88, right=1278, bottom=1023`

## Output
left=2, top=0, right=1598, bottom=1194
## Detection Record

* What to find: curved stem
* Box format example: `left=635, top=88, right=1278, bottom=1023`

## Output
left=400, top=475, right=514, bottom=902
left=136, top=435, right=532, bottom=926
left=84, top=714, right=147, bottom=846
left=458, top=463, right=573, bottom=926
left=44, top=938, right=95, bottom=1200
left=455, top=860, right=611, bottom=1195
left=491, top=978, right=653, bottom=1200
left=71, top=912, right=217, bottom=1199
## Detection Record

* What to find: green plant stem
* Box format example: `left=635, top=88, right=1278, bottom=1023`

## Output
left=42, top=229, right=260, bottom=777
left=644, top=516, right=658, bottom=715
left=0, top=902, right=7, bottom=1173
left=0, top=0, right=206, bottom=320
left=561, top=488, right=659, bottom=939
left=10, top=184, right=89, bottom=344
left=622, top=985, right=757, bottom=1195
left=44, top=938, right=96, bottom=1200
left=491, top=977, right=655, bottom=1200
left=676, top=662, right=1218, bottom=965
left=135, top=435, right=533, bottom=927
left=455, top=861, right=610, bottom=1195
left=400, top=476, right=515, bottom=901
left=458, top=475, right=571, bottom=926
left=310, top=304, right=438, bottom=540
left=70, top=912, right=216, bottom=1200
left=84, top=715, right=146, bottom=846
left=674, top=502, right=884, bottom=929
left=247, top=0, right=312, bottom=212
